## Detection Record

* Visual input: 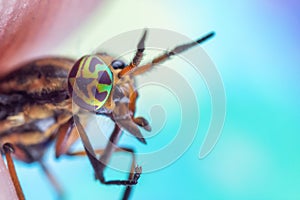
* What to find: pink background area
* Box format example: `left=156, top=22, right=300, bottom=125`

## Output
left=0, top=0, right=101, bottom=76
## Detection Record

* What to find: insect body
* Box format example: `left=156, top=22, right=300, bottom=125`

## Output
left=0, top=30, right=215, bottom=200
left=0, top=58, right=78, bottom=199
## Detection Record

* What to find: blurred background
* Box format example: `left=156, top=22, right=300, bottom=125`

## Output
left=10, top=0, right=300, bottom=199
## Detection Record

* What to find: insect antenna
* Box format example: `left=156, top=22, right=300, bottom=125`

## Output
left=128, top=31, right=215, bottom=76
left=119, top=29, right=148, bottom=77
left=171, top=31, right=215, bottom=55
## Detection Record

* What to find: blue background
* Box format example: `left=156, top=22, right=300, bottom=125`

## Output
left=15, top=1, right=300, bottom=199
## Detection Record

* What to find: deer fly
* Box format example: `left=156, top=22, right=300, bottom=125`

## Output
left=0, top=30, right=215, bottom=200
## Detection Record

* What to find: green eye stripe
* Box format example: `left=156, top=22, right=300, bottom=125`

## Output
left=68, top=55, right=113, bottom=111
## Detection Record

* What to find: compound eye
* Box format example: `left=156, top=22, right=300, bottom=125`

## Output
left=111, top=60, right=126, bottom=69
left=68, top=55, right=113, bottom=112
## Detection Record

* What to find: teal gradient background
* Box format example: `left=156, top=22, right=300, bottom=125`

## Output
left=14, top=1, right=300, bottom=199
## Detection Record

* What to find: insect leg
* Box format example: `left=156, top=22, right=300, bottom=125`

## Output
left=55, top=118, right=79, bottom=158
left=129, top=32, right=215, bottom=76
left=73, top=115, right=142, bottom=185
left=13, top=143, right=64, bottom=198
left=2, top=143, right=25, bottom=200
left=66, top=146, right=140, bottom=200
left=38, top=161, right=64, bottom=198
left=119, top=29, right=148, bottom=77
left=66, top=146, right=137, bottom=180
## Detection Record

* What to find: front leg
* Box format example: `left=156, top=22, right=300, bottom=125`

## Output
left=73, top=115, right=142, bottom=199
